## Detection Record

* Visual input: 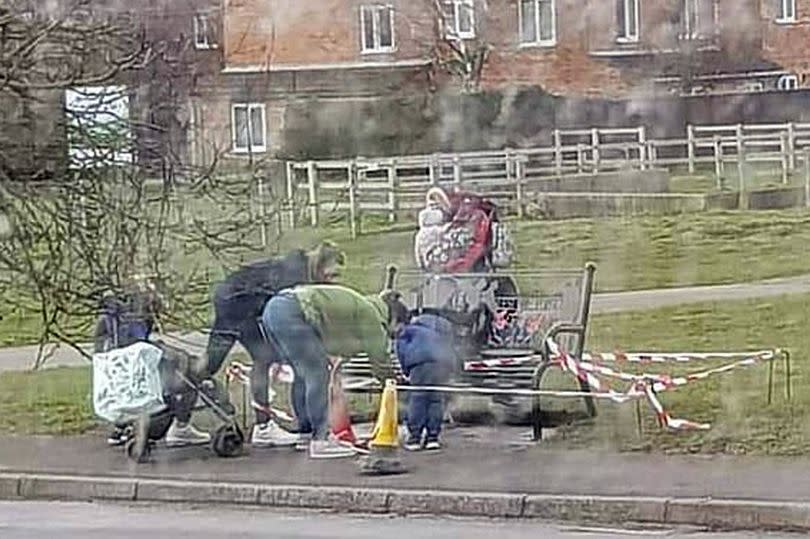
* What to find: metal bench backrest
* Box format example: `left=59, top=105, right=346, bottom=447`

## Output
left=392, top=266, right=595, bottom=356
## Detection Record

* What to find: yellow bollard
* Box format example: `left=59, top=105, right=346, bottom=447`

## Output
left=359, top=379, right=407, bottom=476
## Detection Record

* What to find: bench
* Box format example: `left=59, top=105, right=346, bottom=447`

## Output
left=339, top=263, right=597, bottom=440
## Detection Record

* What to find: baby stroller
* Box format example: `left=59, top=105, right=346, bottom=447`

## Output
left=92, top=289, right=244, bottom=463
left=93, top=339, right=244, bottom=463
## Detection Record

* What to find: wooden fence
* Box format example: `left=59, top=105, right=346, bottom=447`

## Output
left=284, top=122, right=810, bottom=234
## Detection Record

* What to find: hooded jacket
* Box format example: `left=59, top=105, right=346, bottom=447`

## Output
left=213, top=249, right=311, bottom=325
left=287, top=284, right=394, bottom=382
left=395, top=314, right=457, bottom=376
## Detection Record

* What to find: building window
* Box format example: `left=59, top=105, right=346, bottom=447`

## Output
left=194, top=13, right=216, bottom=49
left=360, top=5, right=395, bottom=53
left=519, top=0, right=556, bottom=46
left=681, top=0, right=716, bottom=39
left=778, top=74, right=799, bottom=91
left=616, top=0, right=639, bottom=42
left=443, top=0, right=475, bottom=39
left=777, top=0, right=796, bottom=22
left=231, top=104, right=266, bottom=153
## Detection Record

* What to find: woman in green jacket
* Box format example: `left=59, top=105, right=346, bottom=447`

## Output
left=261, top=284, right=408, bottom=459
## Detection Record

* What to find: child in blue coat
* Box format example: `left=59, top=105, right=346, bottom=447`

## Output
left=395, top=313, right=457, bottom=451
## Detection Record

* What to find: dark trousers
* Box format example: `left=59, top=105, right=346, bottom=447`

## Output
left=207, top=297, right=280, bottom=424
left=407, top=362, right=450, bottom=442
left=262, top=294, right=330, bottom=440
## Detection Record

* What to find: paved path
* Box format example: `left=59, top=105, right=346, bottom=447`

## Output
left=2, top=427, right=810, bottom=503
left=3, top=273, right=810, bottom=372
left=2, top=501, right=795, bottom=539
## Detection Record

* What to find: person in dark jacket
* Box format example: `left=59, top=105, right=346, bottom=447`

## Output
left=205, top=242, right=345, bottom=448
left=395, top=313, right=457, bottom=451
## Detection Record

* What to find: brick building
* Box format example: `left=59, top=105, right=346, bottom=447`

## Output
left=183, top=0, right=810, bottom=163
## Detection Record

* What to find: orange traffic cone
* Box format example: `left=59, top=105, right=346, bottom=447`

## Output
left=329, top=359, right=367, bottom=453
left=359, top=379, right=407, bottom=475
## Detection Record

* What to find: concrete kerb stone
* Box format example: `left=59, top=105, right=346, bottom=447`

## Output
left=666, top=498, right=810, bottom=531
left=136, top=479, right=260, bottom=505
left=0, top=474, right=21, bottom=499
left=387, top=490, right=525, bottom=518
left=260, top=485, right=389, bottom=513
left=524, top=494, right=668, bottom=524
left=2, top=473, right=810, bottom=531
left=17, top=474, right=136, bottom=501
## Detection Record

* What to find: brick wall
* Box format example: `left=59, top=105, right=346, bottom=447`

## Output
left=761, top=0, right=810, bottom=79
left=224, top=0, right=434, bottom=67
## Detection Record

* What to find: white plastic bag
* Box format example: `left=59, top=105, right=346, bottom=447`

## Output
left=92, top=342, right=167, bottom=424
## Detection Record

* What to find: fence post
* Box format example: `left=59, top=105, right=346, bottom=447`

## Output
left=591, top=128, right=600, bottom=173
left=713, top=135, right=723, bottom=186
left=804, top=149, right=810, bottom=208
left=387, top=160, right=398, bottom=223
left=788, top=122, right=797, bottom=171
left=453, top=154, right=462, bottom=186
left=511, top=150, right=526, bottom=218
left=780, top=132, right=790, bottom=185
left=638, top=126, right=647, bottom=170
left=348, top=162, right=359, bottom=239
left=285, top=161, right=296, bottom=229
left=553, top=129, right=562, bottom=176
left=737, top=127, right=747, bottom=209
left=576, top=143, right=585, bottom=174
left=306, top=160, right=319, bottom=227
left=687, top=124, right=696, bottom=174
left=256, top=175, right=268, bottom=247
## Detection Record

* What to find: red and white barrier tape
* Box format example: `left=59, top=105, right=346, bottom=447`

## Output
left=463, top=349, right=776, bottom=371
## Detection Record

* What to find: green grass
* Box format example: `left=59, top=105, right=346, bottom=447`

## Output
left=6, top=208, right=810, bottom=347
left=0, top=366, right=96, bottom=435
left=539, top=292, right=810, bottom=456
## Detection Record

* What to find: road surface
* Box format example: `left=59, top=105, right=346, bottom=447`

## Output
left=0, top=501, right=801, bottom=539
left=3, top=272, right=810, bottom=372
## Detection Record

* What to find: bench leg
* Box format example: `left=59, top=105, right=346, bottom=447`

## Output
left=531, top=362, right=551, bottom=442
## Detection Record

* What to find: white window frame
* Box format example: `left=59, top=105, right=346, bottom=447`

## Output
left=360, top=5, right=396, bottom=53
left=231, top=103, right=267, bottom=154
left=777, top=74, right=799, bottom=91
left=616, top=0, right=640, bottom=43
left=518, top=0, right=557, bottom=47
left=680, top=0, right=716, bottom=39
left=776, top=0, right=796, bottom=23
left=445, top=0, right=476, bottom=40
left=193, top=13, right=217, bottom=49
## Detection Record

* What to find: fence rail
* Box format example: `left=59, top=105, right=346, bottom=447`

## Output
left=284, top=122, right=810, bottom=234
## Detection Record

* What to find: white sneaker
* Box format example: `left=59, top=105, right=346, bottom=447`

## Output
left=251, top=421, right=299, bottom=448
left=165, top=420, right=211, bottom=447
left=295, top=432, right=313, bottom=452
left=309, top=437, right=357, bottom=459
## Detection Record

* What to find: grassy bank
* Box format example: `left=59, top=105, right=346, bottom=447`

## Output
left=4, top=207, right=810, bottom=347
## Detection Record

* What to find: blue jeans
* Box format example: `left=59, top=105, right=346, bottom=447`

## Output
left=262, top=293, right=330, bottom=440
left=407, top=362, right=450, bottom=442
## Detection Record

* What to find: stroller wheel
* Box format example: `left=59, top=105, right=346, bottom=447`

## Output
left=125, top=437, right=152, bottom=463
left=212, top=424, right=244, bottom=458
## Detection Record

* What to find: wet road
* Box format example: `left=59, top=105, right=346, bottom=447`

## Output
left=0, top=501, right=802, bottom=539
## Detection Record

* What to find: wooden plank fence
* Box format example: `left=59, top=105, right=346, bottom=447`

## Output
left=283, top=122, right=810, bottom=234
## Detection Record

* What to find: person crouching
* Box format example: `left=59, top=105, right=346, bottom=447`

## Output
left=395, top=314, right=457, bottom=451
left=260, top=284, right=409, bottom=459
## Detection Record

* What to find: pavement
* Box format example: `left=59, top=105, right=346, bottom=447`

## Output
left=1, top=501, right=800, bottom=539
left=4, top=273, right=810, bottom=373
left=2, top=428, right=810, bottom=530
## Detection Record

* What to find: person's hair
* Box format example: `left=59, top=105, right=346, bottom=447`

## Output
left=307, top=240, right=346, bottom=280
left=425, top=187, right=451, bottom=211
left=379, top=289, right=411, bottom=328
